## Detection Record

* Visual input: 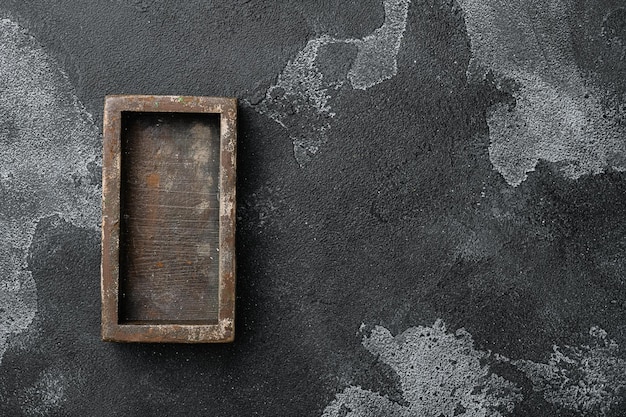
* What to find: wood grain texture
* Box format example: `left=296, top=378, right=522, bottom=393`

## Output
left=119, top=112, right=220, bottom=323
left=101, top=95, right=236, bottom=343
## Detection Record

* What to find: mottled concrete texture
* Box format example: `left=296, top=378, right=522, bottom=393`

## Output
left=1, top=0, right=626, bottom=416
left=460, top=0, right=626, bottom=186
left=0, top=17, right=100, bottom=367
left=251, top=0, right=410, bottom=166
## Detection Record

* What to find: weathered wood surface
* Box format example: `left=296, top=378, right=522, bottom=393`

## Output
left=119, top=112, right=220, bottom=324
left=101, top=95, right=237, bottom=343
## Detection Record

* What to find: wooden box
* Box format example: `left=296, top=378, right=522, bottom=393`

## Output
left=101, top=95, right=236, bottom=343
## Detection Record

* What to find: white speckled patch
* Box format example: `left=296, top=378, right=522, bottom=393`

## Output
left=511, top=326, right=626, bottom=416
left=252, top=0, right=411, bottom=166
left=322, top=320, right=522, bottom=417
left=459, top=0, right=626, bottom=186
left=20, top=368, right=67, bottom=416
left=0, top=17, right=100, bottom=364
left=325, top=320, right=626, bottom=416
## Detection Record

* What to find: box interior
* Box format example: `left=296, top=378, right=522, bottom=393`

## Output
left=118, top=111, right=221, bottom=325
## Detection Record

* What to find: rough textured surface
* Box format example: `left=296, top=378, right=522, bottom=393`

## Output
left=460, top=0, right=626, bottom=186
left=323, top=320, right=522, bottom=417
left=251, top=0, right=410, bottom=166
left=1, top=0, right=626, bottom=415
left=511, top=326, right=626, bottom=416
left=0, top=17, right=100, bottom=366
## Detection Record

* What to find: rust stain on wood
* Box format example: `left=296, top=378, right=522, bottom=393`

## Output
left=145, top=172, right=160, bottom=188
left=101, top=95, right=236, bottom=343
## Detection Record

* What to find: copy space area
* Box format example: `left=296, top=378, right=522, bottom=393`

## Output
left=119, top=111, right=221, bottom=325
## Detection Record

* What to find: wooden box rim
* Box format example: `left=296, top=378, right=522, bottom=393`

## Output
left=101, top=95, right=236, bottom=343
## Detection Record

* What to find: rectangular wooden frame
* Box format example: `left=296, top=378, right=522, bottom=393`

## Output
left=101, top=95, right=236, bottom=343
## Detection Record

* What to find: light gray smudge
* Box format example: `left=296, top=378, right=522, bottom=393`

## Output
left=347, top=0, right=411, bottom=90
left=0, top=17, right=100, bottom=364
left=459, top=0, right=626, bottom=186
left=322, top=320, right=522, bottom=417
left=251, top=0, right=410, bottom=166
left=602, top=8, right=626, bottom=61
left=20, top=368, right=67, bottom=416
left=510, top=326, right=626, bottom=416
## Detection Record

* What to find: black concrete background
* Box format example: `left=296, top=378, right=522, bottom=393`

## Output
left=1, top=1, right=626, bottom=416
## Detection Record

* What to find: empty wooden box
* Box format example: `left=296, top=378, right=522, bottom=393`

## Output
left=101, top=95, right=236, bottom=343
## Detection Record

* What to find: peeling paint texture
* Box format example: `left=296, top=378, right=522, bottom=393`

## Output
left=511, top=326, right=626, bottom=416
left=251, top=0, right=410, bottom=166
left=323, top=320, right=522, bottom=417
left=459, top=0, right=626, bottom=186
left=0, top=18, right=100, bottom=363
